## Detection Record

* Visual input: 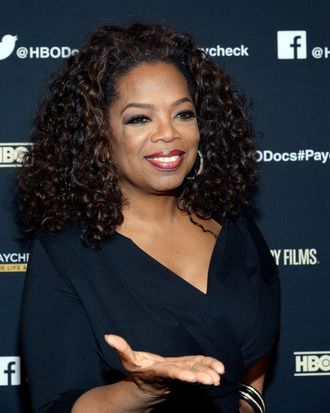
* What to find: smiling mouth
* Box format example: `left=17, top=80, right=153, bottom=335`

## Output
left=144, top=154, right=184, bottom=170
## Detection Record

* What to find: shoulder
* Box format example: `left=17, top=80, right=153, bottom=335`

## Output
left=28, top=223, right=122, bottom=283
left=225, top=212, right=271, bottom=247
left=28, top=222, right=94, bottom=278
left=225, top=213, right=278, bottom=284
left=36, top=222, right=83, bottom=251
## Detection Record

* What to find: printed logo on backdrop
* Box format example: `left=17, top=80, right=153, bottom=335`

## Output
left=0, top=142, right=31, bottom=167
left=0, top=252, right=29, bottom=272
left=0, top=357, right=20, bottom=386
left=0, top=34, right=78, bottom=60
left=294, top=352, right=330, bottom=376
left=277, top=31, right=307, bottom=59
left=0, top=34, right=18, bottom=60
left=200, top=44, right=249, bottom=57
left=256, top=149, right=330, bottom=164
left=277, top=30, right=329, bottom=60
left=271, top=249, right=319, bottom=266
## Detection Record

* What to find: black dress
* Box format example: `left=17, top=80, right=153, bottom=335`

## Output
left=21, top=213, right=280, bottom=413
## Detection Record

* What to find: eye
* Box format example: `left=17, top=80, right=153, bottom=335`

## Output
left=176, top=110, right=196, bottom=120
left=125, top=115, right=151, bottom=124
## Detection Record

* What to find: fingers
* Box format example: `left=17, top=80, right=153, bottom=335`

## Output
left=199, top=356, right=225, bottom=375
left=184, top=355, right=225, bottom=385
left=104, top=334, right=139, bottom=366
left=172, top=366, right=220, bottom=385
left=165, top=355, right=225, bottom=374
left=153, top=359, right=223, bottom=386
left=190, top=365, right=221, bottom=386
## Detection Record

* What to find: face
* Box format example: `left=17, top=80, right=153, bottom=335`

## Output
left=107, top=62, right=200, bottom=198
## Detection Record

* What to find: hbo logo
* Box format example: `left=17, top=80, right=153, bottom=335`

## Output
left=295, top=352, right=330, bottom=376
left=0, top=144, right=30, bottom=166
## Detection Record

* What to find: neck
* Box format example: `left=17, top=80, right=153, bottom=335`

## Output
left=121, top=189, right=185, bottom=230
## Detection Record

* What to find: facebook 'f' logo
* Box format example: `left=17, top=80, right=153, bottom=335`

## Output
left=0, top=357, right=21, bottom=386
left=277, top=31, right=307, bottom=59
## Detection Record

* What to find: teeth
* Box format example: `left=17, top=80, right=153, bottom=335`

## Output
left=148, top=155, right=180, bottom=162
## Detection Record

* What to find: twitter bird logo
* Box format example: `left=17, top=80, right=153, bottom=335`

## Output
left=0, top=34, right=18, bottom=60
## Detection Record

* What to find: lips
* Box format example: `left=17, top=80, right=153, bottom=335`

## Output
left=144, top=149, right=185, bottom=170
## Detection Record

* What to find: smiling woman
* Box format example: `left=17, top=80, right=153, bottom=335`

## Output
left=18, top=22, right=280, bottom=413
left=108, top=62, right=200, bottom=195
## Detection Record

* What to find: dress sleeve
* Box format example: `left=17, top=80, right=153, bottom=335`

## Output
left=21, top=237, right=107, bottom=413
left=240, top=214, right=281, bottom=369
left=244, top=215, right=279, bottom=285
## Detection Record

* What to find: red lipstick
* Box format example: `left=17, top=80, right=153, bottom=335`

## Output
left=144, top=149, right=184, bottom=158
left=144, top=150, right=185, bottom=171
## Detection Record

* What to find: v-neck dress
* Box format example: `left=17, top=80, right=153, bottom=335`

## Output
left=21, top=213, right=280, bottom=413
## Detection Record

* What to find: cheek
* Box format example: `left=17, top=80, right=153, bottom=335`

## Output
left=190, top=126, right=200, bottom=145
left=115, top=135, right=144, bottom=168
left=184, top=120, right=200, bottom=138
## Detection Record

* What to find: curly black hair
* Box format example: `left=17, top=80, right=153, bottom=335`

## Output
left=17, top=22, right=259, bottom=248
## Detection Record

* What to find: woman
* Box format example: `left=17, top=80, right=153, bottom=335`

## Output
left=18, top=22, right=280, bottom=413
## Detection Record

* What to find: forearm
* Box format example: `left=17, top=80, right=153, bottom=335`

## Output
left=239, top=399, right=256, bottom=413
left=239, top=354, right=269, bottom=413
left=71, top=378, right=166, bottom=413
left=241, top=353, right=269, bottom=394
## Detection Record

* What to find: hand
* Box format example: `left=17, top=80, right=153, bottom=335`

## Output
left=104, top=334, right=225, bottom=399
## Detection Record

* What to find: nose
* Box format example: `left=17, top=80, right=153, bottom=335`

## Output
left=150, top=117, right=181, bottom=143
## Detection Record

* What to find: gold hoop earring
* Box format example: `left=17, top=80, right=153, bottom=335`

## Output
left=186, top=150, right=204, bottom=180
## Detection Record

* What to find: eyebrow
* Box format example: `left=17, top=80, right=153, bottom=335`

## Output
left=120, top=97, right=193, bottom=115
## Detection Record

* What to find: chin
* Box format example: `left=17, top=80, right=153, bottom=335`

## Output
left=148, top=176, right=186, bottom=193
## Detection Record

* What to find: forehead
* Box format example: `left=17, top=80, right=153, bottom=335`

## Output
left=114, top=62, right=191, bottom=101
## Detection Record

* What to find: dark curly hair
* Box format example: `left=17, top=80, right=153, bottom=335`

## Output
left=17, top=22, right=259, bottom=248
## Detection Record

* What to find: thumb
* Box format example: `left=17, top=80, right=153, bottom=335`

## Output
left=104, top=334, right=137, bottom=364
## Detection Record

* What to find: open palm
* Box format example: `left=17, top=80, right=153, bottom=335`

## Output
left=104, top=334, right=225, bottom=397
